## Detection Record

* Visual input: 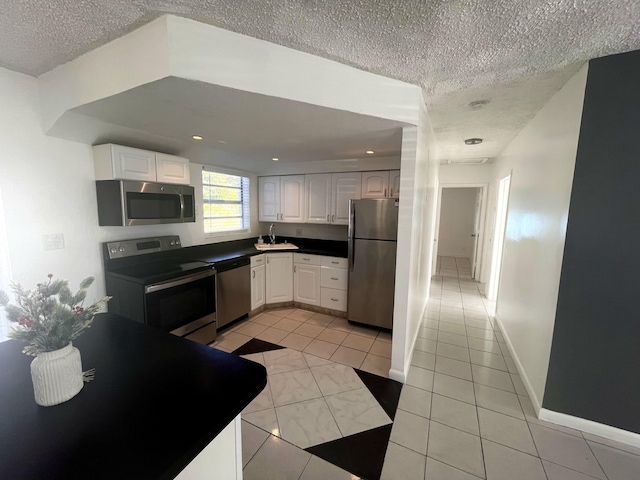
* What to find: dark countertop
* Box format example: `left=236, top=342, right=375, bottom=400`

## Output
left=0, top=313, right=266, bottom=480
left=185, top=237, right=348, bottom=266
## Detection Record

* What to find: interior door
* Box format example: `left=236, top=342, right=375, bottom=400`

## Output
left=471, top=188, right=482, bottom=279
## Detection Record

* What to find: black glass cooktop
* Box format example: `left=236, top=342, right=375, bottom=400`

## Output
left=109, top=260, right=213, bottom=284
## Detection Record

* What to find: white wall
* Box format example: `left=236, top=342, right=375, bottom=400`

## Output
left=390, top=94, right=439, bottom=382
left=0, top=67, right=106, bottom=297
left=492, top=64, right=588, bottom=412
left=437, top=188, right=478, bottom=258
left=438, top=164, right=494, bottom=184
left=0, top=67, right=259, bottom=305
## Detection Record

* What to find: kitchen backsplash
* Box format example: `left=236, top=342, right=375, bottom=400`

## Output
left=257, top=222, right=347, bottom=242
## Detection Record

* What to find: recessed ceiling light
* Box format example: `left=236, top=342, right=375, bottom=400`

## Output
left=464, top=138, right=483, bottom=145
left=366, top=150, right=375, bottom=154
left=192, top=135, right=203, bottom=140
left=469, top=99, right=490, bottom=109
left=272, top=157, right=279, bottom=161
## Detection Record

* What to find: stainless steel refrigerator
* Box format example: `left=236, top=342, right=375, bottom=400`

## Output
left=347, top=198, right=398, bottom=329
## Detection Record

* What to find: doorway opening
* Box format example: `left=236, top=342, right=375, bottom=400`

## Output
left=486, top=174, right=511, bottom=301
left=432, top=184, right=488, bottom=282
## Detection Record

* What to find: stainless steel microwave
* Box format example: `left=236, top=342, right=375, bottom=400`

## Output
left=95, top=180, right=195, bottom=226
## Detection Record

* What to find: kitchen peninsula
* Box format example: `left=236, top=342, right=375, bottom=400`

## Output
left=0, top=313, right=266, bottom=479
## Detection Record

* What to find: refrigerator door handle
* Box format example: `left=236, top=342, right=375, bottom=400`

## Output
left=348, top=200, right=355, bottom=272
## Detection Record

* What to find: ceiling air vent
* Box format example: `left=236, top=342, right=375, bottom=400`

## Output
left=447, top=158, right=489, bottom=165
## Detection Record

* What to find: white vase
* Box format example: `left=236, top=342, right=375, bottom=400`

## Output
left=30, top=342, right=84, bottom=406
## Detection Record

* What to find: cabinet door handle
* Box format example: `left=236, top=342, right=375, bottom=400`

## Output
left=332, top=215, right=335, bottom=222
left=252, top=270, right=255, bottom=278
left=327, top=214, right=330, bottom=222
left=384, top=188, right=387, bottom=197
left=294, top=265, right=297, bottom=273
left=267, top=256, right=269, bottom=264
left=390, top=188, right=393, bottom=197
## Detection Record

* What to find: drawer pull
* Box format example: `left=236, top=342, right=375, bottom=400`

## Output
left=303, top=257, right=310, bottom=261
left=331, top=261, right=339, bottom=264
left=331, top=298, right=339, bottom=301
left=331, top=277, right=338, bottom=280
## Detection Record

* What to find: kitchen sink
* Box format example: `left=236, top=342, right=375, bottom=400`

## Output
left=254, top=242, right=299, bottom=251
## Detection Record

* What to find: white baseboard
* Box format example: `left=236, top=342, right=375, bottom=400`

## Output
left=493, top=314, right=543, bottom=414
left=495, top=315, right=640, bottom=449
left=539, top=409, right=640, bottom=448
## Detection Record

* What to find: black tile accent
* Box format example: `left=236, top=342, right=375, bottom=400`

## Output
left=354, top=368, right=403, bottom=420
left=231, top=338, right=285, bottom=356
left=306, top=424, right=392, bottom=480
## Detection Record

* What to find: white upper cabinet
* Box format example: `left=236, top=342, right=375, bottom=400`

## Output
left=361, top=171, right=390, bottom=199
left=259, top=176, right=281, bottom=222
left=331, top=173, right=362, bottom=225
left=155, top=152, right=191, bottom=185
left=280, top=175, right=306, bottom=223
left=305, top=174, right=332, bottom=224
left=389, top=170, right=400, bottom=199
left=259, top=175, right=305, bottom=223
left=93, top=144, right=190, bottom=185
left=259, top=170, right=398, bottom=224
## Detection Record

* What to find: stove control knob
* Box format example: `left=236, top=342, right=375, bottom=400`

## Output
left=110, top=248, right=117, bottom=254
left=118, top=247, right=126, bottom=253
left=170, top=241, right=175, bottom=246
left=176, top=240, right=180, bottom=245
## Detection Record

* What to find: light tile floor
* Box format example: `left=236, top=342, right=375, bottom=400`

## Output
left=213, top=307, right=392, bottom=377
left=219, top=256, right=640, bottom=480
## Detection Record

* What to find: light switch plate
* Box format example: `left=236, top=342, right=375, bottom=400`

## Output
left=43, top=233, right=64, bottom=250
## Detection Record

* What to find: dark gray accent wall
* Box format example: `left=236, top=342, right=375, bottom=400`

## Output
left=543, top=50, right=640, bottom=433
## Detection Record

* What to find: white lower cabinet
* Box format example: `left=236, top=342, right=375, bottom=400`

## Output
left=294, top=263, right=321, bottom=306
left=251, top=264, right=266, bottom=311
left=320, top=256, right=348, bottom=312
left=320, top=287, right=347, bottom=312
left=265, top=253, right=293, bottom=303
left=251, top=254, right=266, bottom=310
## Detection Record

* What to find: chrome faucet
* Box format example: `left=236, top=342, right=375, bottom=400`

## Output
left=269, top=224, right=276, bottom=245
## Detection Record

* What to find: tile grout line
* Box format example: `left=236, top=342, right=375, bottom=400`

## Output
left=583, top=437, right=611, bottom=480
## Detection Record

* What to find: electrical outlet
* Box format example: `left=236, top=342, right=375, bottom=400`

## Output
left=296, top=228, right=303, bottom=236
left=43, top=233, right=64, bottom=250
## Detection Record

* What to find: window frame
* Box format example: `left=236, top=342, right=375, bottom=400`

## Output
left=201, top=167, right=252, bottom=238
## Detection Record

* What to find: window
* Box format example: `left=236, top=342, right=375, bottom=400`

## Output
left=0, top=189, right=12, bottom=342
left=202, top=170, right=250, bottom=234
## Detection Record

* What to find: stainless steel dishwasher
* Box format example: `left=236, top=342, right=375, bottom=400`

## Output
left=215, top=256, right=251, bottom=330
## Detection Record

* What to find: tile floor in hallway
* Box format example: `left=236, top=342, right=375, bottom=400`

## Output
left=211, top=256, right=640, bottom=479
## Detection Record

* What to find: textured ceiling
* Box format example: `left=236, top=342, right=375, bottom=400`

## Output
left=1, top=0, right=639, bottom=162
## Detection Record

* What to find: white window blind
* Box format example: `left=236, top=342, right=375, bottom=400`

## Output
left=202, top=170, right=250, bottom=234
left=0, top=189, right=12, bottom=343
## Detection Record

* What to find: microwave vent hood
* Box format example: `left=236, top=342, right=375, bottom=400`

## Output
left=96, top=180, right=195, bottom=226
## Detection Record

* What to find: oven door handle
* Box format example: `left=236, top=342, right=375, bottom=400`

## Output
left=145, top=270, right=215, bottom=294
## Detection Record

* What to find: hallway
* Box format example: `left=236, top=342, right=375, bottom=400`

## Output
left=219, top=256, right=640, bottom=479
